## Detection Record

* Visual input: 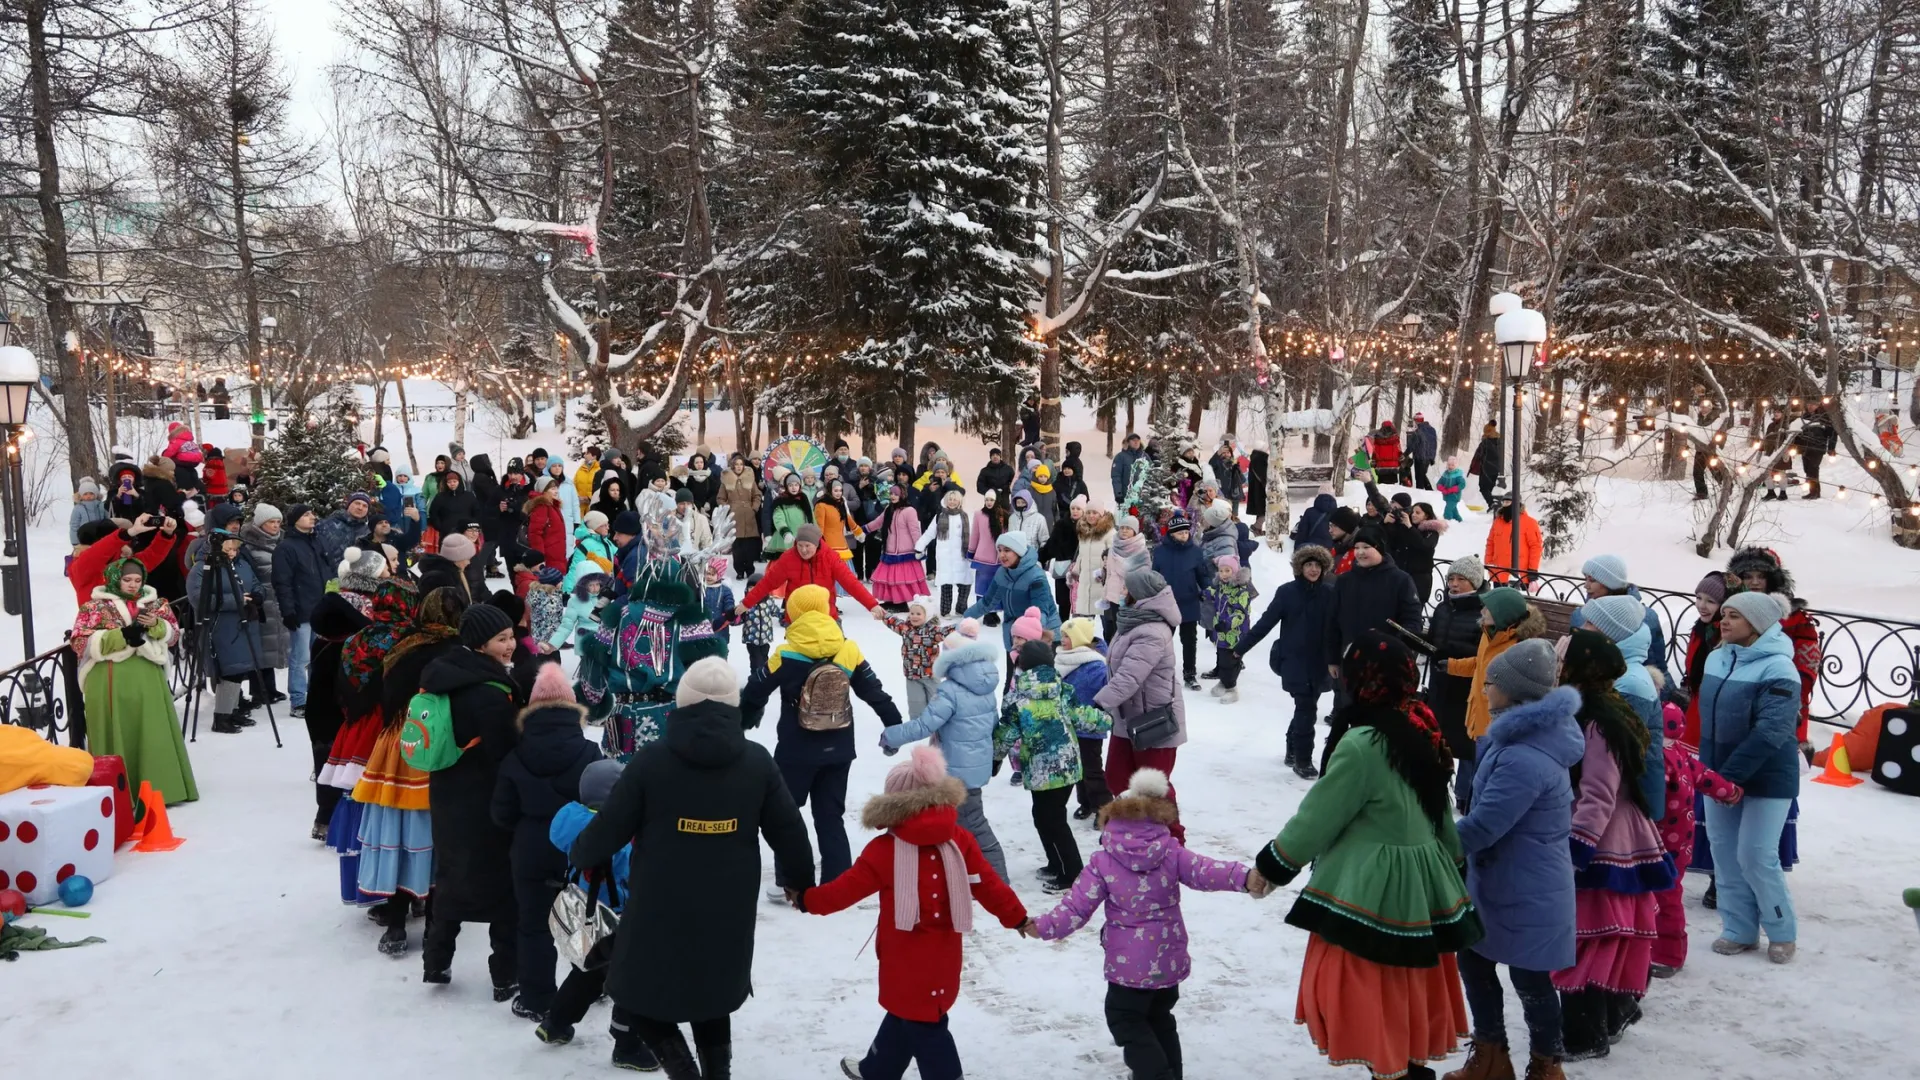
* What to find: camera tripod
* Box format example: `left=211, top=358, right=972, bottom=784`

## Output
left=180, top=547, right=282, bottom=748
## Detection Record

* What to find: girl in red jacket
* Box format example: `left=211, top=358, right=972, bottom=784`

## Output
left=798, top=745, right=1032, bottom=1080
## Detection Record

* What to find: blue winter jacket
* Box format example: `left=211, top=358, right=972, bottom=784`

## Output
left=271, top=527, right=329, bottom=626
left=964, top=546, right=1060, bottom=648
left=1611, top=623, right=1668, bottom=821
left=550, top=801, right=630, bottom=913
left=1696, top=625, right=1803, bottom=800
left=1237, top=577, right=1336, bottom=695
left=1292, top=493, right=1337, bottom=550
left=1457, top=686, right=1585, bottom=972
left=880, top=639, right=1001, bottom=788
left=1411, top=421, right=1439, bottom=463
left=1151, top=532, right=1215, bottom=623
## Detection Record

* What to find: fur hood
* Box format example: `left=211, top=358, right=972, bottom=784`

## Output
left=932, top=638, right=1003, bottom=691
left=142, top=456, right=176, bottom=483
left=860, top=775, right=967, bottom=830
left=1097, top=767, right=1179, bottom=827
left=1292, top=544, right=1334, bottom=578
left=1483, top=685, right=1586, bottom=767
left=1418, top=518, right=1449, bottom=535
left=1077, top=510, right=1114, bottom=541
left=1505, top=604, right=1550, bottom=642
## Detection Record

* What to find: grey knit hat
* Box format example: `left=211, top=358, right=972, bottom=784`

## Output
left=1583, top=594, right=1647, bottom=644
left=337, top=545, right=386, bottom=581
left=1723, top=591, right=1787, bottom=636
left=252, top=502, right=284, bottom=526
left=578, top=759, right=623, bottom=809
left=1485, top=639, right=1559, bottom=704
left=1446, top=554, right=1487, bottom=591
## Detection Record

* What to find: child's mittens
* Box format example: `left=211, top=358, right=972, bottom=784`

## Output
left=878, top=733, right=899, bottom=756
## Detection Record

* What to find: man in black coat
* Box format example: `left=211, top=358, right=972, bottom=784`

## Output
left=419, top=606, right=525, bottom=990
left=1424, top=554, right=1488, bottom=776
left=739, top=584, right=901, bottom=897
left=1324, top=525, right=1423, bottom=684
left=976, top=447, right=1015, bottom=503
left=571, top=657, right=815, bottom=1077
left=271, top=503, right=329, bottom=715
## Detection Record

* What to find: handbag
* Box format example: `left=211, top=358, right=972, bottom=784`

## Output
left=548, top=868, right=621, bottom=971
left=1126, top=703, right=1180, bottom=750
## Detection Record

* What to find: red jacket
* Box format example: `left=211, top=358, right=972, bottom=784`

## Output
left=524, top=493, right=568, bottom=572
left=202, top=456, right=229, bottom=498
left=1484, top=510, right=1542, bottom=585
left=68, top=528, right=178, bottom=605
left=739, top=543, right=879, bottom=614
left=1372, top=431, right=1402, bottom=470
left=1781, top=609, right=1820, bottom=742
left=801, top=801, right=1025, bottom=1021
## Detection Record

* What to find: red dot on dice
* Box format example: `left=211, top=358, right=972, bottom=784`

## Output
left=0, top=821, right=9, bottom=841
left=0, top=870, right=9, bottom=890
left=101, top=796, right=113, bottom=817
left=56, top=864, right=75, bottom=883
left=84, top=829, right=100, bottom=851
left=16, top=822, right=36, bottom=843
left=16, top=871, right=36, bottom=893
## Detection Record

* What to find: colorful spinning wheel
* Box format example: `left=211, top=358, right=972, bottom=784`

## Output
left=761, top=434, right=829, bottom=486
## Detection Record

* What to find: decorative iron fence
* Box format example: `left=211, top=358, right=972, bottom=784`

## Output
left=1435, top=561, right=1920, bottom=728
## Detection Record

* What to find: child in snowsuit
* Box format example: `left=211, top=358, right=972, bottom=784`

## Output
left=1034, top=768, right=1257, bottom=1080
left=797, top=746, right=1029, bottom=1080
left=740, top=571, right=784, bottom=680
left=491, top=664, right=601, bottom=1021
left=700, top=556, right=736, bottom=627
left=882, top=595, right=946, bottom=718
left=1055, top=617, right=1113, bottom=821
left=537, top=759, right=650, bottom=1067
left=1652, top=702, right=1740, bottom=977
left=526, top=566, right=566, bottom=648
left=995, top=640, right=1085, bottom=892
left=70, top=477, right=106, bottom=555
left=880, top=624, right=1009, bottom=882
left=1208, top=554, right=1256, bottom=704
left=1437, top=457, right=1466, bottom=522
left=548, top=573, right=611, bottom=652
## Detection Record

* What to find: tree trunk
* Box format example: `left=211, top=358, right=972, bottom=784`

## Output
left=453, top=382, right=469, bottom=448
left=394, top=376, right=419, bottom=474
left=1186, top=384, right=1205, bottom=434
left=372, top=378, right=387, bottom=448
left=25, top=0, right=98, bottom=484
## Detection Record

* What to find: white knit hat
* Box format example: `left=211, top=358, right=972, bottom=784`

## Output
left=676, top=655, right=741, bottom=708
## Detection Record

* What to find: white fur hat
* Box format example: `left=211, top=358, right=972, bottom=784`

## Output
left=676, top=655, right=740, bottom=708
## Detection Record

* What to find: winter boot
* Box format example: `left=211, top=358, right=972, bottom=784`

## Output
left=1200, top=667, right=1219, bottom=680
left=1283, top=750, right=1296, bottom=768
left=422, top=968, right=451, bottom=985
left=1768, top=941, right=1796, bottom=964
left=1559, top=989, right=1610, bottom=1061
left=1605, top=992, right=1642, bottom=1042
left=492, top=980, right=519, bottom=1003
left=535, top=1020, right=574, bottom=1045
left=378, top=923, right=408, bottom=957
left=1522, top=1055, right=1566, bottom=1080
left=1711, top=937, right=1757, bottom=955
left=1702, top=877, right=1717, bottom=909
left=1293, top=761, right=1320, bottom=781
left=1649, top=963, right=1679, bottom=979
left=1218, top=688, right=1239, bottom=704
left=1183, top=676, right=1201, bottom=691
left=1441, top=1038, right=1515, bottom=1080
left=610, top=1038, right=664, bottom=1073
left=697, top=1033, right=732, bottom=1080
left=232, top=704, right=257, bottom=727
left=511, top=997, right=545, bottom=1021
left=1405, top=1066, right=1437, bottom=1080
left=841, top=1058, right=866, bottom=1079
left=310, top=821, right=329, bottom=842
left=211, top=713, right=240, bottom=734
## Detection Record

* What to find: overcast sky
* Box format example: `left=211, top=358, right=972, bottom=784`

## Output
left=266, top=0, right=344, bottom=141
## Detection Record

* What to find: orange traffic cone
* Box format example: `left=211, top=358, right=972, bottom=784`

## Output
left=131, top=781, right=186, bottom=851
left=1812, top=733, right=1865, bottom=788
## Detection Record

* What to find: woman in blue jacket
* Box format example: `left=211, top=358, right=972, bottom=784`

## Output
left=963, top=530, right=1059, bottom=648
left=877, top=635, right=1008, bottom=881
left=1453, top=639, right=1584, bottom=1080
left=1235, top=544, right=1336, bottom=779
left=1696, top=591, right=1801, bottom=964
left=1149, top=513, right=1214, bottom=690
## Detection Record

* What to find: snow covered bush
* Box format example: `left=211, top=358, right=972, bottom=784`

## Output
left=252, top=412, right=376, bottom=516
left=1529, top=419, right=1595, bottom=558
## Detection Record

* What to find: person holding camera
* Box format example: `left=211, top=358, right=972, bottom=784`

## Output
left=188, top=525, right=269, bottom=734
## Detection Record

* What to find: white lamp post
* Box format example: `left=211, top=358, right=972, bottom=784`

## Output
left=1493, top=295, right=1547, bottom=581
left=0, top=313, right=41, bottom=657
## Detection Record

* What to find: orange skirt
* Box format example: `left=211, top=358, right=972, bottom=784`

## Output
left=1296, top=934, right=1468, bottom=1079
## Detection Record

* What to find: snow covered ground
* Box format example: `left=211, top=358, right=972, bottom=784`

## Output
left=5, top=386, right=1918, bottom=1078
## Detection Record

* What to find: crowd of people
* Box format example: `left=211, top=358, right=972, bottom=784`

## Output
left=55, top=422, right=1821, bottom=1080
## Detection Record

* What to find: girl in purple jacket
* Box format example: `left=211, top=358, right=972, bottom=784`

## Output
left=1033, top=768, right=1267, bottom=1079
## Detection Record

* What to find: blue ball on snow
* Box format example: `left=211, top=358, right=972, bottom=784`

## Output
left=57, top=875, right=94, bottom=908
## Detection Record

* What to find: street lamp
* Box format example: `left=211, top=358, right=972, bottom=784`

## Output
left=0, top=313, right=40, bottom=659
left=1493, top=294, right=1546, bottom=581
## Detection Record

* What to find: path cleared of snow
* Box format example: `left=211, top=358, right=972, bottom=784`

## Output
left=6, top=386, right=1918, bottom=1078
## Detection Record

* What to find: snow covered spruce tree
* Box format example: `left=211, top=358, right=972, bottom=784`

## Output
left=252, top=411, right=376, bottom=515
left=1129, top=407, right=1194, bottom=540
left=1528, top=419, right=1596, bottom=558
left=758, top=0, right=1044, bottom=444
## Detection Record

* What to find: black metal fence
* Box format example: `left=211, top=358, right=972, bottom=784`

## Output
left=6, top=563, right=1916, bottom=740
left=1434, top=561, right=1920, bottom=728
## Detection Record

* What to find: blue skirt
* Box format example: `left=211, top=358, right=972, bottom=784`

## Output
left=354, top=803, right=434, bottom=900
left=326, top=798, right=365, bottom=904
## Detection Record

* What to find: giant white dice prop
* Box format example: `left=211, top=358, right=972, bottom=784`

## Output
left=0, top=785, right=117, bottom=905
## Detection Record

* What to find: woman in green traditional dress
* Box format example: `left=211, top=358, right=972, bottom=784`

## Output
left=70, top=558, right=199, bottom=805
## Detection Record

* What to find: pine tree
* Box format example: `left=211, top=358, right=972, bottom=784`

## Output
left=252, top=410, right=376, bottom=515
left=568, top=398, right=612, bottom=460
left=760, top=0, right=1044, bottom=421
left=1130, top=406, right=1195, bottom=539
left=1529, top=421, right=1595, bottom=558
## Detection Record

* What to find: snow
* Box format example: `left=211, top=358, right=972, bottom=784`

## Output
left=7, top=386, right=1920, bottom=1079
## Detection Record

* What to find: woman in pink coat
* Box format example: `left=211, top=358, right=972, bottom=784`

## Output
left=866, top=485, right=928, bottom=606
